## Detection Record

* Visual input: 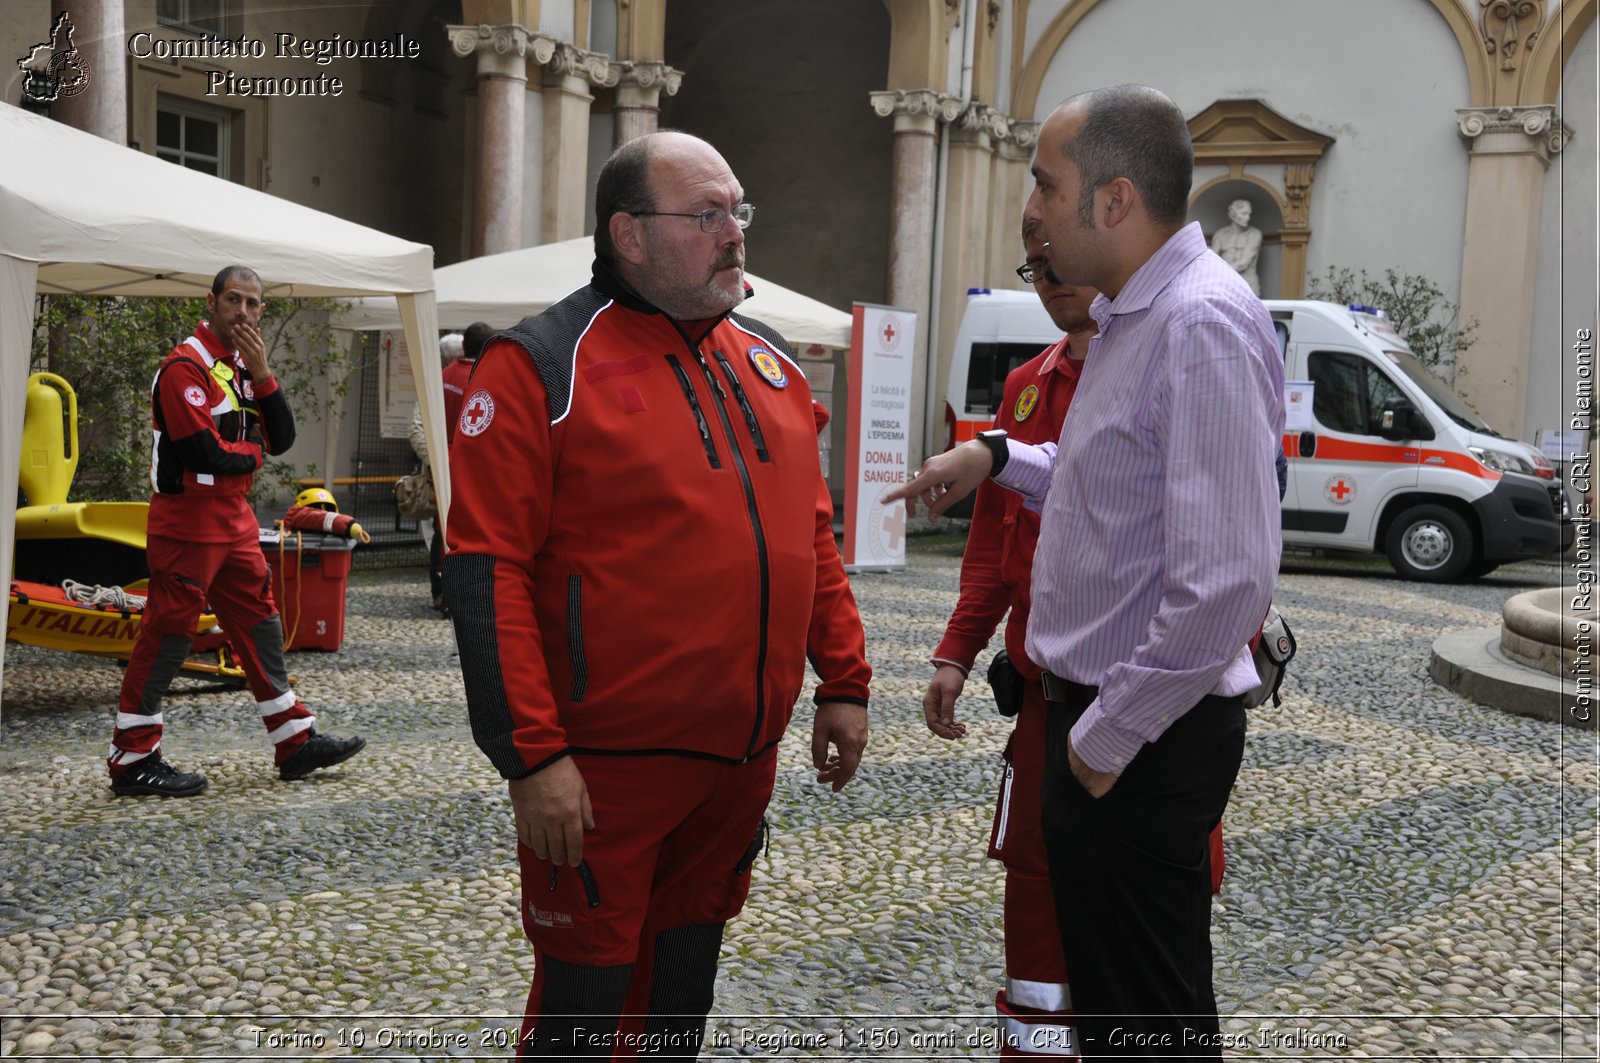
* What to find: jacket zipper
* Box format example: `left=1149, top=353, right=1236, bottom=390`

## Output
left=566, top=575, right=588, bottom=703
left=665, top=355, right=720, bottom=468
left=690, top=346, right=771, bottom=758
left=711, top=351, right=771, bottom=462
left=995, top=760, right=1015, bottom=852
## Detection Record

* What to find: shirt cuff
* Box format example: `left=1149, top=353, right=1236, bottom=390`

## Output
left=992, top=440, right=1052, bottom=504
left=1068, top=700, right=1146, bottom=776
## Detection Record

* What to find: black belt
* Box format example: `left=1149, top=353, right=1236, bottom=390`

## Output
left=1040, top=671, right=1097, bottom=707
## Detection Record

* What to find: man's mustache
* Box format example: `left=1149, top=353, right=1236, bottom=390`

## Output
left=712, top=252, right=744, bottom=272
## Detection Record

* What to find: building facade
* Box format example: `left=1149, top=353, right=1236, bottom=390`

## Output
left=4, top=0, right=1594, bottom=474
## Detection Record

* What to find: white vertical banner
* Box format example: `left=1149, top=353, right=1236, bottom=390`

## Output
left=843, top=303, right=915, bottom=571
left=378, top=330, right=417, bottom=439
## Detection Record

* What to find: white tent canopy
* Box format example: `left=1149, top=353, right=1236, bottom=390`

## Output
left=0, top=100, right=443, bottom=699
left=336, top=236, right=854, bottom=350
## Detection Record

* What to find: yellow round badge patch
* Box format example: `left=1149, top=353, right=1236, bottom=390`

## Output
left=749, top=346, right=788, bottom=388
left=1014, top=384, right=1040, bottom=422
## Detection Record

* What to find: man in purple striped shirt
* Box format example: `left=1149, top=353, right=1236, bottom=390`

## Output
left=891, top=85, right=1284, bottom=1060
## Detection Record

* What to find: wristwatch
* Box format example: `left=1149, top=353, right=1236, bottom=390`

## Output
left=977, top=429, right=1009, bottom=478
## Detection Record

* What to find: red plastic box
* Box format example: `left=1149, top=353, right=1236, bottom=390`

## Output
left=259, top=530, right=355, bottom=651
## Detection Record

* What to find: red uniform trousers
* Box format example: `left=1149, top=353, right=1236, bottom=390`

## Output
left=991, top=683, right=1227, bottom=1059
left=516, top=746, right=777, bottom=1059
left=109, top=532, right=314, bottom=774
left=989, top=681, right=1077, bottom=1057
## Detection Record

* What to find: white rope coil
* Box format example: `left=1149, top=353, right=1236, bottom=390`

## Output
left=61, top=580, right=147, bottom=612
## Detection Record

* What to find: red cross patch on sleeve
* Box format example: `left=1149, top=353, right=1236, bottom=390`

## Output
left=460, top=389, right=496, bottom=436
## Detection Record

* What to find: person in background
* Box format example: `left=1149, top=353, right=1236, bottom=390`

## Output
left=410, top=332, right=462, bottom=612
left=108, top=265, right=366, bottom=797
left=923, top=218, right=1092, bottom=1056
left=446, top=321, right=494, bottom=437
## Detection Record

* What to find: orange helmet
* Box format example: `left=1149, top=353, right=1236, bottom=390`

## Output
left=293, top=487, right=339, bottom=512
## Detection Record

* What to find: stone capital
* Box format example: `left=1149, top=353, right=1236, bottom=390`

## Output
left=1001, top=119, right=1038, bottom=152
left=616, top=60, right=683, bottom=96
left=955, top=102, right=1012, bottom=142
left=870, top=88, right=965, bottom=127
left=545, top=42, right=621, bottom=88
left=1457, top=104, right=1571, bottom=163
left=446, top=23, right=556, bottom=79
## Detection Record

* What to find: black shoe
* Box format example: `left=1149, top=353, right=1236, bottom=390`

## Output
left=279, top=730, right=367, bottom=780
left=111, top=755, right=208, bottom=798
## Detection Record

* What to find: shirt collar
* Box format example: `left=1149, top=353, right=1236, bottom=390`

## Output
left=1037, top=336, right=1075, bottom=376
left=1090, top=221, right=1209, bottom=327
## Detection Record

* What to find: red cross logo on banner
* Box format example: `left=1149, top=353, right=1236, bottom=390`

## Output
left=882, top=504, right=906, bottom=551
left=460, top=389, right=496, bottom=437
left=879, top=314, right=902, bottom=352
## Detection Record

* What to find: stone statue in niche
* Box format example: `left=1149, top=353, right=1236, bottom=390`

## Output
left=1211, top=199, right=1263, bottom=294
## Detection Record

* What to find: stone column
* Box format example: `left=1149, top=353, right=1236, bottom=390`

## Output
left=871, top=89, right=961, bottom=462
left=939, top=107, right=1008, bottom=392
left=990, top=120, right=1038, bottom=281
left=1455, top=104, right=1572, bottom=436
left=871, top=90, right=961, bottom=319
left=540, top=44, right=618, bottom=242
left=450, top=24, right=554, bottom=256
left=50, top=0, right=124, bottom=143
left=613, top=61, right=683, bottom=147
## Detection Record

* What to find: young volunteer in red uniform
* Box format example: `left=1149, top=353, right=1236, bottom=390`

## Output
left=443, top=132, right=873, bottom=1059
left=108, top=265, right=366, bottom=797
left=925, top=227, right=1229, bottom=1058
left=924, top=224, right=1090, bottom=1056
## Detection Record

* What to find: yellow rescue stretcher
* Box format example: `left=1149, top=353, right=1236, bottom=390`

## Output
left=7, top=372, right=244, bottom=681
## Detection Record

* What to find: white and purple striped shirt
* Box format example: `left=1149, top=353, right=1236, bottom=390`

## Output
left=996, top=222, right=1285, bottom=776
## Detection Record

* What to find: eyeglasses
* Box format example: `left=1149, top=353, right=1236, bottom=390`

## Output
left=1015, top=259, right=1060, bottom=285
left=632, top=203, right=755, bottom=233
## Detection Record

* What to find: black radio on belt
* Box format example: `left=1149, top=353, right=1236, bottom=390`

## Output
left=986, top=650, right=1024, bottom=718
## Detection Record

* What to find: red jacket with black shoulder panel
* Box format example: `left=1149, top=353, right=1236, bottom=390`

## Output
left=146, top=322, right=294, bottom=543
left=444, top=261, right=872, bottom=779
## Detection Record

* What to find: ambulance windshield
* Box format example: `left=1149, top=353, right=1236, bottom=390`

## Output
left=1383, top=349, right=1492, bottom=434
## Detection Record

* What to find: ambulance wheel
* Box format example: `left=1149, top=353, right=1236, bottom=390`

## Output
left=1385, top=505, right=1473, bottom=582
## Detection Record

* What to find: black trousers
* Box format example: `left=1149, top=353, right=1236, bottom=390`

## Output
left=1040, top=683, right=1246, bottom=1062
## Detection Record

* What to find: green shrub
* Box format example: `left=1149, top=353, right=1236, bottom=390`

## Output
left=28, top=294, right=353, bottom=505
left=1306, top=266, right=1478, bottom=381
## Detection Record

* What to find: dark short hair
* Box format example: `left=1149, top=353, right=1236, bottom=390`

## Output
left=1062, top=85, right=1193, bottom=227
left=211, top=265, right=263, bottom=296
left=593, top=137, right=658, bottom=265
left=462, top=321, right=495, bottom=359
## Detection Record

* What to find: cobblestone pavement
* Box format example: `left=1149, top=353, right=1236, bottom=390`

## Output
left=1, top=539, right=1594, bottom=1060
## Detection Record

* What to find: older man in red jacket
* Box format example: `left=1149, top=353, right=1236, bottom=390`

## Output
left=444, top=132, right=872, bottom=1059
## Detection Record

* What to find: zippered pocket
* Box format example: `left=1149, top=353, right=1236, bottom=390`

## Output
left=712, top=351, right=771, bottom=462
left=565, top=575, right=588, bottom=703
left=994, top=761, right=1015, bottom=852
left=666, top=354, right=720, bottom=468
left=734, top=817, right=770, bottom=876
left=548, top=859, right=602, bottom=908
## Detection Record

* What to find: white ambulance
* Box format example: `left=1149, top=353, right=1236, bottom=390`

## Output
left=944, top=290, right=1572, bottom=581
left=1271, top=299, right=1570, bottom=580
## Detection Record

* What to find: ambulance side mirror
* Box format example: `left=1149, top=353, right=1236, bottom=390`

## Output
left=1378, top=396, right=1431, bottom=441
